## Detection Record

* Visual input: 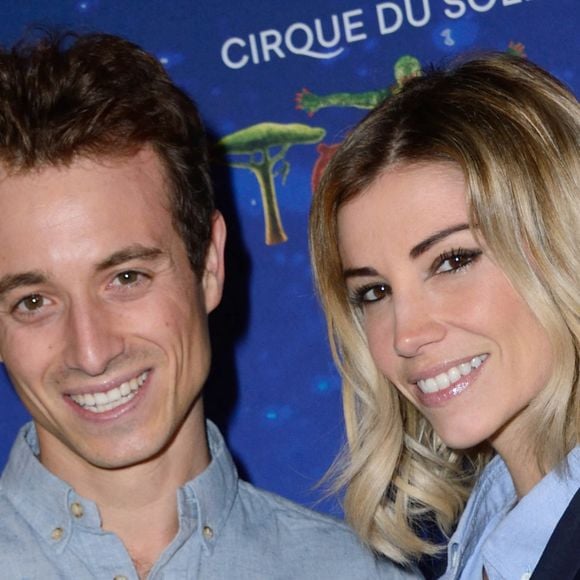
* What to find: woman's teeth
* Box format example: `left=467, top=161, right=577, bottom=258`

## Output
left=70, top=371, right=148, bottom=413
left=417, top=355, right=487, bottom=394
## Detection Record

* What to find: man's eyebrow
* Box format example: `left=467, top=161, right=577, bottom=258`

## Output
left=343, top=266, right=379, bottom=280
left=0, top=247, right=166, bottom=301
left=410, top=223, right=470, bottom=259
left=0, top=271, right=47, bottom=300
left=96, top=245, right=166, bottom=272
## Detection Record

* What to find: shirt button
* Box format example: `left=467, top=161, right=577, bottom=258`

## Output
left=50, top=527, right=64, bottom=541
left=450, top=547, right=459, bottom=569
left=70, top=502, right=84, bottom=518
left=202, top=525, right=214, bottom=540
left=521, top=574, right=532, bottom=580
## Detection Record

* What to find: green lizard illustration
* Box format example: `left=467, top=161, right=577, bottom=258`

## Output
left=296, top=42, right=526, bottom=117
left=295, top=55, right=421, bottom=117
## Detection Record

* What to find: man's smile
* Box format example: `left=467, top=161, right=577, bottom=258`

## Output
left=68, top=370, right=149, bottom=414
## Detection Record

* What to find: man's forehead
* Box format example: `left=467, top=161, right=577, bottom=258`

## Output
left=0, top=147, right=171, bottom=208
left=0, top=147, right=178, bottom=268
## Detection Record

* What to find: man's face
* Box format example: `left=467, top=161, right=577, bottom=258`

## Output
left=0, top=148, right=225, bottom=473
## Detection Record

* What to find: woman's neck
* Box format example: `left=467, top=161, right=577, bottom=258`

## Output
left=490, top=425, right=542, bottom=498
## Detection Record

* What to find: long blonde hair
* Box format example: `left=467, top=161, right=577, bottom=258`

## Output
left=309, top=53, right=580, bottom=563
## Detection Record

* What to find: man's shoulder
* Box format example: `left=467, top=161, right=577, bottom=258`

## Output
left=237, top=478, right=353, bottom=534
left=0, top=486, right=53, bottom=573
left=0, top=482, right=24, bottom=530
left=220, top=479, right=421, bottom=578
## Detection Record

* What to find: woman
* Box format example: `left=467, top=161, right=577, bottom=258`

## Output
left=309, top=53, right=579, bottom=578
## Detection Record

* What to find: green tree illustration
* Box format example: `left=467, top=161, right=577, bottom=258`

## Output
left=219, top=122, right=325, bottom=244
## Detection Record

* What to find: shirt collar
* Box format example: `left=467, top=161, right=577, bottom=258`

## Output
left=0, top=423, right=102, bottom=554
left=0, top=420, right=239, bottom=556
left=180, top=420, right=239, bottom=554
left=446, top=454, right=516, bottom=574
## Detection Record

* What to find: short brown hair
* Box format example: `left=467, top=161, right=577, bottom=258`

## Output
left=0, top=32, right=214, bottom=276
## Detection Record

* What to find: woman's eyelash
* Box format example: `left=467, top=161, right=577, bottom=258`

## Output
left=347, top=248, right=482, bottom=306
left=349, top=282, right=390, bottom=306
left=433, top=247, right=483, bottom=274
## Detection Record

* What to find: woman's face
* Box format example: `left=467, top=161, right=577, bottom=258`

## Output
left=337, top=162, right=553, bottom=455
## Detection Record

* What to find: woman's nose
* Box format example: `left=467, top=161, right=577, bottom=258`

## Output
left=392, top=292, right=446, bottom=358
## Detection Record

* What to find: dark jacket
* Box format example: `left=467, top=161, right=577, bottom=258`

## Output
left=532, top=488, right=580, bottom=580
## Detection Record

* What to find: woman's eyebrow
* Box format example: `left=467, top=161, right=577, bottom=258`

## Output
left=342, top=224, right=470, bottom=279
left=409, top=223, right=470, bottom=259
left=343, top=266, right=379, bottom=280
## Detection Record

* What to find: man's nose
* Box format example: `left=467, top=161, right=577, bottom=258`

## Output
left=63, top=300, right=124, bottom=376
left=392, top=291, right=446, bottom=358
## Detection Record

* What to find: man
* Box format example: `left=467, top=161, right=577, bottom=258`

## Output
left=0, top=33, right=418, bottom=579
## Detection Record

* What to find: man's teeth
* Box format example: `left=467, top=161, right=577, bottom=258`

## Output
left=70, top=371, right=148, bottom=413
left=416, top=355, right=487, bottom=394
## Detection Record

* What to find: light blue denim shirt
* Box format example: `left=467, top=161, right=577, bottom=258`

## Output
left=0, top=421, right=419, bottom=579
left=441, top=446, right=580, bottom=580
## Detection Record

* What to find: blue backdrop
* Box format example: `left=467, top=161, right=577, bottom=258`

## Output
left=0, top=0, right=578, bottom=516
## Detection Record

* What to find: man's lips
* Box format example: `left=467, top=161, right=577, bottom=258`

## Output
left=68, top=370, right=149, bottom=414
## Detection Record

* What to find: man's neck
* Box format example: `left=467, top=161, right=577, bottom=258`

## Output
left=36, top=411, right=211, bottom=574
left=97, top=469, right=184, bottom=578
left=93, top=450, right=206, bottom=571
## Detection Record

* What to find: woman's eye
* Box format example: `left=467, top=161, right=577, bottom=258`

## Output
left=353, top=284, right=389, bottom=305
left=434, top=248, right=482, bottom=274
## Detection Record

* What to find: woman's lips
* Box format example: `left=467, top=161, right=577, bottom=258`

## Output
left=414, top=355, right=488, bottom=407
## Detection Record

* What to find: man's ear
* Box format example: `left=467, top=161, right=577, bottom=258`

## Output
left=202, top=210, right=227, bottom=313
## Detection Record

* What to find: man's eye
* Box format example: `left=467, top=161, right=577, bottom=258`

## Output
left=13, top=294, right=45, bottom=314
left=115, top=271, right=143, bottom=285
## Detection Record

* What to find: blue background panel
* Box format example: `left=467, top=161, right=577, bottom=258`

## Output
left=0, top=0, right=578, bottom=517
